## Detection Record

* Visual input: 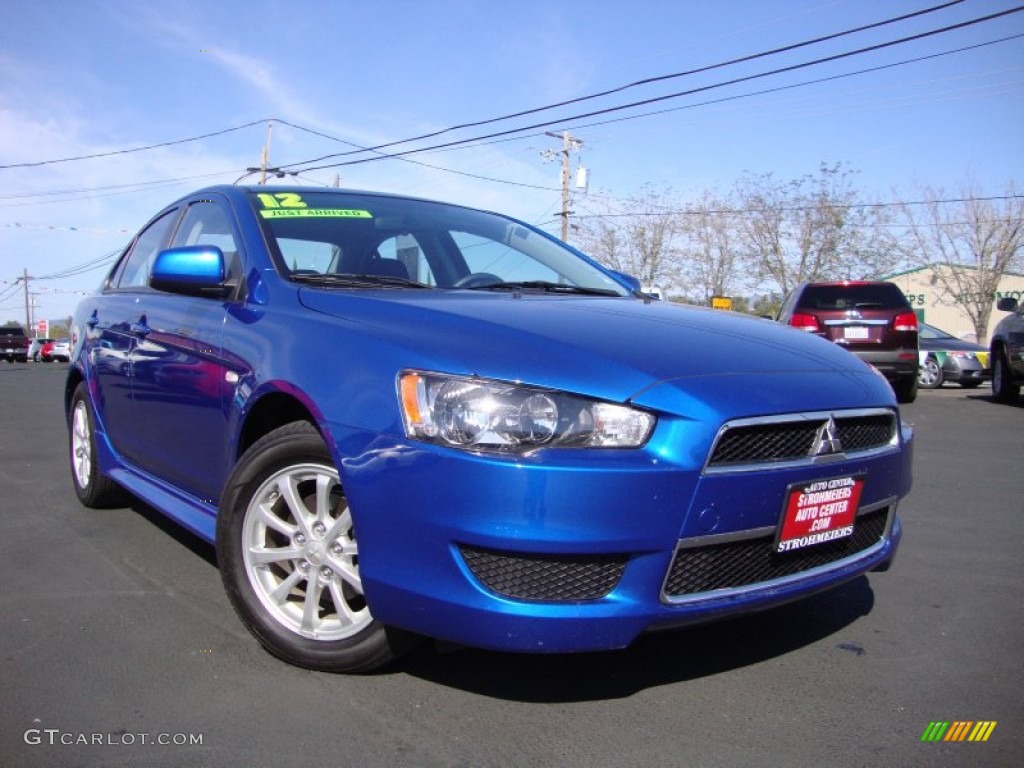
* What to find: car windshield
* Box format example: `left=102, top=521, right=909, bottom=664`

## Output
left=249, top=190, right=629, bottom=296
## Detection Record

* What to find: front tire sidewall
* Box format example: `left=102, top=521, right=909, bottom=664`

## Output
left=992, top=350, right=1020, bottom=404
left=217, top=423, right=407, bottom=673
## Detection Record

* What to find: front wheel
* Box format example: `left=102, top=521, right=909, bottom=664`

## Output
left=217, top=422, right=416, bottom=672
left=917, top=357, right=943, bottom=389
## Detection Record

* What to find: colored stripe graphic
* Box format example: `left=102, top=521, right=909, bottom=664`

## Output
left=968, top=722, right=997, bottom=742
left=921, top=721, right=997, bottom=742
left=945, top=721, right=973, bottom=741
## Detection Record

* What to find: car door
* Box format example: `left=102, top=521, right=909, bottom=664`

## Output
left=127, top=196, right=241, bottom=503
left=89, top=207, right=180, bottom=464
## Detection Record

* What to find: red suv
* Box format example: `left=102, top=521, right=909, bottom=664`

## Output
left=777, top=280, right=919, bottom=403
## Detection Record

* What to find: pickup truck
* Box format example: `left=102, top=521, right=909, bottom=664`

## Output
left=1, top=325, right=29, bottom=363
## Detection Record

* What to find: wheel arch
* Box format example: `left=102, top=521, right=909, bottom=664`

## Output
left=65, top=367, right=86, bottom=419
left=235, top=390, right=325, bottom=463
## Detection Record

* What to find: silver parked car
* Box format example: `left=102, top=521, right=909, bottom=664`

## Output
left=917, top=322, right=990, bottom=389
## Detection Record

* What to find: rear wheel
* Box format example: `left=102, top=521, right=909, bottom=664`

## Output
left=69, top=384, right=124, bottom=507
left=892, top=376, right=918, bottom=404
left=992, top=347, right=1020, bottom=404
left=917, top=357, right=943, bottom=389
left=217, top=421, right=416, bottom=672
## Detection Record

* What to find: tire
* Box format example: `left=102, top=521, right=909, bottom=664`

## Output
left=917, top=357, right=943, bottom=389
left=217, top=421, right=416, bottom=672
left=892, top=376, right=918, bottom=404
left=69, top=384, right=124, bottom=507
left=991, top=347, right=1020, bottom=404
left=958, top=380, right=981, bottom=389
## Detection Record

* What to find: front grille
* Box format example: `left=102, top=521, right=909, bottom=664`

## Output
left=663, top=507, right=889, bottom=597
left=460, top=546, right=627, bottom=602
left=707, top=410, right=896, bottom=470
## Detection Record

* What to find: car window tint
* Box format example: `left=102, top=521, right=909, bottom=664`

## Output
left=799, top=284, right=909, bottom=310
left=374, top=233, right=433, bottom=284
left=452, top=230, right=559, bottom=284
left=278, top=238, right=340, bottom=273
left=116, top=209, right=179, bottom=289
left=172, top=201, right=237, bottom=253
left=250, top=191, right=628, bottom=295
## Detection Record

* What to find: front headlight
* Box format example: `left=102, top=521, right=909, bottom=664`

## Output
left=398, top=371, right=655, bottom=453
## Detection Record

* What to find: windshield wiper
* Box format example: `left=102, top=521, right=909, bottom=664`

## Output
left=470, top=280, right=621, bottom=297
left=289, top=272, right=431, bottom=289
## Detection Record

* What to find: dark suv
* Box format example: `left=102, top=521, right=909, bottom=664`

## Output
left=990, top=296, right=1024, bottom=404
left=1, top=325, right=29, bottom=363
left=778, top=281, right=919, bottom=403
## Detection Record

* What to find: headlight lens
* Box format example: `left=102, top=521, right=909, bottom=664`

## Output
left=399, top=372, right=655, bottom=453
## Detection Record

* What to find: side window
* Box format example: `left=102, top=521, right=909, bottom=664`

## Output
left=116, top=209, right=179, bottom=289
left=171, top=199, right=241, bottom=283
left=171, top=200, right=238, bottom=254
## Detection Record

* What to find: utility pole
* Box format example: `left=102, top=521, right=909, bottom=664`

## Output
left=28, top=293, right=38, bottom=334
left=543, top=131, right=583, bottom=242
left=259, top=122, right=273, bottom=185
left=22, top=269, right=30, bottom=333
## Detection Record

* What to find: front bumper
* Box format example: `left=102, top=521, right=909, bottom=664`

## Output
left=944, top=360, right=991, bottom=383
left=336, top=416, right=912, bottom=654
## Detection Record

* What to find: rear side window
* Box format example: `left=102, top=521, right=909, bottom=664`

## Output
left=798, top=283, right=910, bottom=311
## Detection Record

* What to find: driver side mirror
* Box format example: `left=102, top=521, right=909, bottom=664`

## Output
left=150, top=246, right=231, bottom=298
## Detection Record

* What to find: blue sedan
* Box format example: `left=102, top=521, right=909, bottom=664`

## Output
left=66, top=186, right=912, bottom=671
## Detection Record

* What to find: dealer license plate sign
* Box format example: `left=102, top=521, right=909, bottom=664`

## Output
left=775, top=475, right=865, bottom=553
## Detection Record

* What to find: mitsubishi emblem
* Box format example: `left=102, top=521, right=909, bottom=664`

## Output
left=810, top=416, right=844, bottom=457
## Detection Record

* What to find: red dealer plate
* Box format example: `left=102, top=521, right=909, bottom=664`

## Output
left=775, top=474, right=865, bottom=554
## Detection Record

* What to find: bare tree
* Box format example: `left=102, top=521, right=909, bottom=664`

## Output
left=734, top=163, right=887, bottom=295
left=890, top=184, right=1024, bottom=341
left=574, top=186, right=685, bottom=291
left=679, top=191, right=745, bottom=304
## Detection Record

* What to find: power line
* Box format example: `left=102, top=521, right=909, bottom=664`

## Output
left=570, top=194, right=1024, bottom=221
left=556, top=33, right=1024, bottom=136
left=282, top=6, right=1024, bottom=174
left=279, top=0, right=968, bottom=169
left=0, top=170, right=241, bottom=201
left=273, top=120, right=559, bottom=192
left=0, top=120, right=267, bottom=170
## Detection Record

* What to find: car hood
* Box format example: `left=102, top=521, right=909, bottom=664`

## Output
left=299, top=290, right=894, bottom=417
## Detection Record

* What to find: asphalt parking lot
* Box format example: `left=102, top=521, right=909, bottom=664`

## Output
left=1, top=363, right=1021, bottom=768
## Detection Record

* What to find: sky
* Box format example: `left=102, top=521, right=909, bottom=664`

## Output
left=1, top=0, right=1022, bottom=326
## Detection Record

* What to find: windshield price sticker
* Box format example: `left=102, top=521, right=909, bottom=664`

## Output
left=776, top=474, right=864, bottom=553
